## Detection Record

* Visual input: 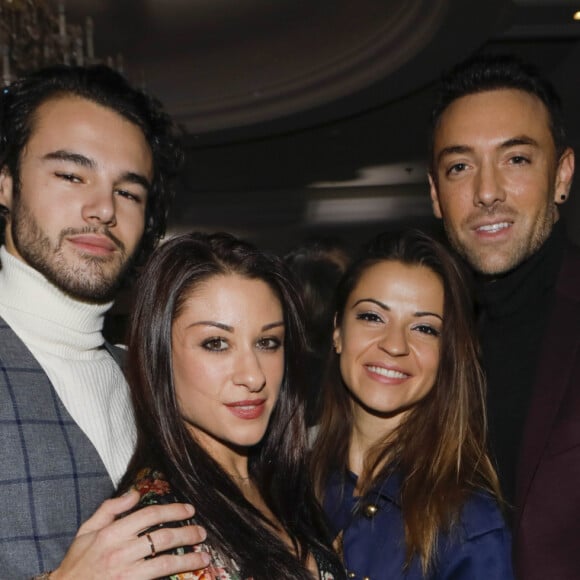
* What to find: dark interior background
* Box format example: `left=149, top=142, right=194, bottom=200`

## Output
left=68, top=0, right=580, bottom=253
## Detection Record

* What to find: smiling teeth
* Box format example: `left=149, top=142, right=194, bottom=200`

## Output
left=478, top=222, right=509, bottom=233
left=367, top=365, right=408, bottom=379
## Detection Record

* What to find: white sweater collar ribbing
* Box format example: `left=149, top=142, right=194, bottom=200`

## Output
left=0, top=246, right=113, bottom=355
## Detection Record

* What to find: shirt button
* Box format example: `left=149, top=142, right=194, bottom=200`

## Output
left=363, top=503, right=379, bottom=518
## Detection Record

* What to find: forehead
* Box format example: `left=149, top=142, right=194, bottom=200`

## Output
left=178, top=274, right=283, bottom=319
left=26, top=95, right=152, bottom=165
left=433, top=88, right=553, bottom=150
left=351, top=260, right=443, bottom=306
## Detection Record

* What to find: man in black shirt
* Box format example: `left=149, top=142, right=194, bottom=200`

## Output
left=428, top=54, right=580, bottom=580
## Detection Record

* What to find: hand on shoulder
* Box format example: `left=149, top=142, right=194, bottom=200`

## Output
left=47, top=490, right=210, bottom=580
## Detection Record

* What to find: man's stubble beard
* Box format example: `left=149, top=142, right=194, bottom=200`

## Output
left=10, top=195, right=137, bottom=304
left=444, top=203, right=557, bottom=277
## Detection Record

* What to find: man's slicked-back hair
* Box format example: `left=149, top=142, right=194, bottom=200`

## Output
left=429, top=53, right=567, bottom=168
left=0, top=64, right=183, bottom=265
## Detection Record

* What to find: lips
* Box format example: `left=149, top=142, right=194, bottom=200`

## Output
left=475, top=221, right=511, bottom=234
left=67, top=234, right=118, bottom=254
left=225, top=399, right=267, bottom=420
left=367, top=365, right=408, bottom=379
left=365, top=364, right=410, bottom=384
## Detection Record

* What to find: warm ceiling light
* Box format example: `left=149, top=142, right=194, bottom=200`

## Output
left=574, top=10, right=580, bottom=20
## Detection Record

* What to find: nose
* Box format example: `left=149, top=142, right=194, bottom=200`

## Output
left=377, top=325, right=409, bottom=357
left=474, top=163, right=505, bottom=209
left=81, top=186, right=117, bottom=226
left=232, top=350, right=267, bottom=392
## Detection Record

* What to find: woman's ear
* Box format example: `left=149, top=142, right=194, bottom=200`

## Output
left=332, top=316, right=342, bottom=354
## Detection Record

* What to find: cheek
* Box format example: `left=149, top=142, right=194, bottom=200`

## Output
left=265, top=354, right=285, bottom=396
left=441, top=192, right=470, bottom=220
left=419, top=344, right=441, bottom=385
left=338, top=342, right=361, bottom=387
left=340, top=326, right=372, bottom=361
left=18, top=180, right=68, bottom=224
left=117, top=205, right=146, bottom=245
left=172, top=351, right=222, bottom=407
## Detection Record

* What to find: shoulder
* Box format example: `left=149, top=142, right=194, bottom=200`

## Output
left=557, top=241, right=580, bottom=295
left=458, top=491, right=508, bottom=541
left=0, top=316, right=19, bottom=342
left=434, top=492, right=514, bottom=579
left=132, top=467, right=180, bottom=507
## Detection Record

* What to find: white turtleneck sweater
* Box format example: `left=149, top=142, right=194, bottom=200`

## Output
left=0, top=246, right=136, bottom=486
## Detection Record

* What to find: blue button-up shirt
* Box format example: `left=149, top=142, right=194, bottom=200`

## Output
left=325, top=471, right=514, bottom=579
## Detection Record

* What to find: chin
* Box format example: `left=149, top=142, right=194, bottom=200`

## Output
left=228, top=430, right=268, bottom=449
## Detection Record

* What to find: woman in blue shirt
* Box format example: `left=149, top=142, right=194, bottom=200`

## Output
left=311, top=230, right=514, bottom=579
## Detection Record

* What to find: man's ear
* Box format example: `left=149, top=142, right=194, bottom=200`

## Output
left=428, top=173, right=443, bottom=219
left=0, top=167, right=14, bottom=218
left=332, top=315, right=342, bottom=354
left=554, top=147, right=575, bottom=206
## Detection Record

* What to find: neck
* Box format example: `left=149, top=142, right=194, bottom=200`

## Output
left=0, top=246, right=112, bottom=354
left=187, top=424, right=251, bottom=483
left=349, top=403, right=399, bottom=477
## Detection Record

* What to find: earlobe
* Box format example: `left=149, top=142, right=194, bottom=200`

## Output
left=554, top=148, right=575, bottom=205
left=428, top=173, right=443, bottom=219
left=332, top=323, right=342, bottom=354
left=0, top=167, right=14, bottom=217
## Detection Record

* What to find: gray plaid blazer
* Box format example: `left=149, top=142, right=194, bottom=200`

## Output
left=0, top=316, right=117, bottom=578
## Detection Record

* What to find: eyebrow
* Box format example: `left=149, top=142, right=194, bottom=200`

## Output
left=499, top=136, right=539, bottom=149
left=43, top=149, right=152, bottom=192
left=122, top=171, right=151, bottom=192
left=436, top=135, right=540, bottom=166
left=352, top=298, right=443, bottom=321
left=44, top=149, right=95, bottom=168
left=189, top=320, right=285, bottom=332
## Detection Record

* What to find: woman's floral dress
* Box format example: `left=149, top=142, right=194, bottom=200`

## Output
left=132, top=468, right=342, bottom=580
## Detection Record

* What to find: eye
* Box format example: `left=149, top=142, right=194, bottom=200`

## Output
left=115, top=189, right=142, bottom=203
left=356, top=311, right=383, bottom=323
left=55, top=172, right=82, bottom=183
left=257, top=336, right=283, bottom=351
left=446, top=162, right=468, bottom=176
left=508, top=155, right=530, bottom=165
left=413, top=324, right=441, bottom=337
left=202, top=337, right=228, bottom=352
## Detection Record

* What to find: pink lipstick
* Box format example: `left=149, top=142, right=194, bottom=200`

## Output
left=225, top=399, right=266, bottom=420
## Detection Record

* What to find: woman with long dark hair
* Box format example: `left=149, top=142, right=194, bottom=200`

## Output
left=311, top=230, right=513, bottom=579
left=118, top=232, right=344, bottom=579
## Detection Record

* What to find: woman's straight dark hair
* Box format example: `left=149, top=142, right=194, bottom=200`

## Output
left=311, top=229, right=502, bottom=574
left=119, top=232, right=340, bottom=578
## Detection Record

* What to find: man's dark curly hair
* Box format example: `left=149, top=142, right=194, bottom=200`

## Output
left=0, top=64, right=183, bottom=266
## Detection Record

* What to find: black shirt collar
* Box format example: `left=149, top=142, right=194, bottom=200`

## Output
left=474, top=222, right=565, bottom=319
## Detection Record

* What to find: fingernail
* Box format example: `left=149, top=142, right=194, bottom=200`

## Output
left=199, top=526, right=207, bottom=542
left=185, top=504, right=194, bottom=515
left=201, top=552, right=211, bottom=566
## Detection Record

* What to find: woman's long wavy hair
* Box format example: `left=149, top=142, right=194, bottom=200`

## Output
left=311, top=229, right=502, bottom=574
left=119, top=232, right=340, bottom=579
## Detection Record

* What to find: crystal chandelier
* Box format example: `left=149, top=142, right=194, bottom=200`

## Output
left=0, top=0, right=117, bottom=85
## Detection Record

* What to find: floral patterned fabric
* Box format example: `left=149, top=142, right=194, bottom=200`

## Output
left=132, top=468, right=343, bottom=580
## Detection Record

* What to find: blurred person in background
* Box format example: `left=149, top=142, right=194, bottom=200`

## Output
left=285, top=238, right=351, bottom=425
